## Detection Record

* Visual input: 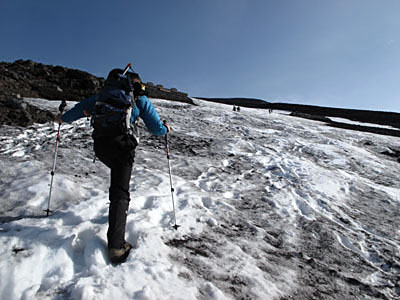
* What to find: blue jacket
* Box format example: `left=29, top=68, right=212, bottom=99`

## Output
left=62, top=91, right=167, bottom=136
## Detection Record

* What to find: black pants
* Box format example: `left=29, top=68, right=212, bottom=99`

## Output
left=93, top=135, right=136, bottom=249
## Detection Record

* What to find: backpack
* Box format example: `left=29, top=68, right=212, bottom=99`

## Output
left=92, top=69, right=147, bottom=143
left=92, top=89, right=140, bottom=144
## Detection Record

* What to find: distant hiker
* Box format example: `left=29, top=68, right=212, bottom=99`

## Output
left=233, top=105, right=237, bottom=112
left=237, top=106, right=240, bottom=112
left=56, top=67, right=170, bottom=264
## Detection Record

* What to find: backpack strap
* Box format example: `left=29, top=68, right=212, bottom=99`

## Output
left=128, top=94, right=141, bottom=145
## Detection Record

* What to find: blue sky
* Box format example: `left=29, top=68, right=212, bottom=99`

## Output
left=1, top=0, right=399, bottom=112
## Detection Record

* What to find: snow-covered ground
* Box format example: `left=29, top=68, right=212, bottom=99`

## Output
left=0, top=98, right=399, bottom=300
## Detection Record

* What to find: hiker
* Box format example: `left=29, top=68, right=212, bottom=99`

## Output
left=56, top=68, right=170, bottom=263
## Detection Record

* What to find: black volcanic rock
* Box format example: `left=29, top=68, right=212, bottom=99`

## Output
left=381, top=147, right=400, bottom=162
left=272, top=102, right=400, bottom=130
left=0, top=97, right=54, bottom=127
left=0, top=59, right=104, bottom=102
left=197, top=97, right=269, bottom=109
left=290, top=112, right=331, bottom=122
left=0, top=59, right=194, bottom=126
left=0, top=59, right=105, bottom=126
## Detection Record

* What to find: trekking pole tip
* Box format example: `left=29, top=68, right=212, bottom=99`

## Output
left=44, top=209, right=53, bottom=217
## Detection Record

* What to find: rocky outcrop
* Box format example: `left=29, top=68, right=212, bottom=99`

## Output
left=0, top=98, right=54, bottom=127
left=381, top=146, right=400, bottom=162
left=145, top=82, right=193, bottom=104
left=0, top=59, right=105, bottom=102
left=198, top=97, right=270, bottom=109
left=273, top=102, right=400, bottom=130
left=0, top=59, right=194, bottom=126
left=290, top=112, right=331, bottom=123
left=0, top=59, right=105, bottom=126
left=0, top=59, right=194, bottom=104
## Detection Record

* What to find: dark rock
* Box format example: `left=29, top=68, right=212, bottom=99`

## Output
left=0, top=59, right=196, bottom=127
left=4, top=99, right=24, bottom=109
left=0, top=99, right=54, bottom=127
left=290, top=112, right=331, bottom=122
left=0, top=59, right=105, bottom=102
left=197, top=97, right=269, bottom=108
left=381, top=147, right=400, bottom=163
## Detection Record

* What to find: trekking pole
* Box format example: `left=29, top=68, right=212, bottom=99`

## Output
left=122, top=63, right=132, bottom=75
left=123, top=63, right=139, bottom=75
left=163, top=120, right=180, bottom=230
left=45, top=100, right=67, bottom=216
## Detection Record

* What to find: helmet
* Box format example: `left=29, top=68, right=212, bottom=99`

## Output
left=104, top=67, right=146, bottom=96
left=107, top=68, right=141, bottom=82
left=104, top=68, right=142, bottom=93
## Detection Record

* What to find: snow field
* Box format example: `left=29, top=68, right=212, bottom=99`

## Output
left=0, top=98, right=399, bottom=299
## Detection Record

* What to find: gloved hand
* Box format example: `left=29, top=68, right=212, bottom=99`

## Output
left=163, top=121, right=171, bottom=133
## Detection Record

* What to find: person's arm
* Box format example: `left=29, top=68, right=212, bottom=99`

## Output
left=61, top=95, right=97, bottom=123
left=136, top=96, right=168, bottom=136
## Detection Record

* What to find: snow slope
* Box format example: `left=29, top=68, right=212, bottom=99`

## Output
left=0, top=98, right=399, bottom=299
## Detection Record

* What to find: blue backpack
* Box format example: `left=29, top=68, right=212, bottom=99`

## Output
left=92, top=69, right=146, bottom=143
left=92, top=88, right=136, bottom=138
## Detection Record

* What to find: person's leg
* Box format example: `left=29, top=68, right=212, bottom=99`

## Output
left=93, top=136, right=135, bottom=250
left=107, top=159, right=133, bottom=249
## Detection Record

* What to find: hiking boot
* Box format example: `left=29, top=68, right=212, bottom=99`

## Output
left=108, top=241, right=133, bottom=264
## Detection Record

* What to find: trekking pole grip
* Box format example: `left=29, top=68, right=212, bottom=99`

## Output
left=59, top=100, right=67, bottom=113
left=163, top=120, right=170, bottom=158
left=163, top=120, right=169, bottom=136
